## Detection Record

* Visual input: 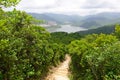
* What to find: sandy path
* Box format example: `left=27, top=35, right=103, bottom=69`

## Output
left=45, top=55, right=71, bottom=80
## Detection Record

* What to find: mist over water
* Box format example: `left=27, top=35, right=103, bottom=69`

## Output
left=46, top=25, right=87, bottom=33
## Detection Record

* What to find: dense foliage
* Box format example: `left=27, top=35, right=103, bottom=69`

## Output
left=50, top=32, right=83, bottom=44
left=0, top=1, right=66, bottom=80
left=0, top=0, right=20, bottom=7
left=1, top=1, right=120, bottom=80
left=68, top=26, right=120, bottom=80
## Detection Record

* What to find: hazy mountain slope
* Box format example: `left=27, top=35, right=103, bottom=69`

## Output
left=29, top=13, right=59, bottom=23
left=29, top=12, right=120, bottom=29
left=79, top=21, right=102, bottom=28
left=79, top=12, right=120, bottom=28
left=29, top=13, right=83, bottom=24
left=76, top=25, right=115, bottom=35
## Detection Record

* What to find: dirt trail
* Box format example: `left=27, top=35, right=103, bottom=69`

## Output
left=45, top=55, right=71, bottom=80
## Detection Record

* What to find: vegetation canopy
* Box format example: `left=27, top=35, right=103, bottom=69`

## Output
left=0, top=0, right=120, bottom=80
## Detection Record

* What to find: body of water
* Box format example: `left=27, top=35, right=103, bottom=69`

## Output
left=45, top=25, right=87, bottom=33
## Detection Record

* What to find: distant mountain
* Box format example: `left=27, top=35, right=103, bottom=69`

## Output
left=79, top=12, right=120, bottom=28
left=79, top=21, right=101, bottom=28
left=29, top=12, right=120, bottom=29
left=29, top=13, right=83, bottom=24
left=76, top=25, right=115, bottom=35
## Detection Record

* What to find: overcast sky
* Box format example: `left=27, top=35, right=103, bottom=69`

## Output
left=11, top=0, right=120, bottom=15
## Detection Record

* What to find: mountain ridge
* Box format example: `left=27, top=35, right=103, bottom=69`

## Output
left=29, top=12, right=120, bottom=29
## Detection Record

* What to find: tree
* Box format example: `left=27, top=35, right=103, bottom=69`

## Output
left=0, top=0, right=66, bottom=79
left=68, top=34, right=120, bottom=80
left=115, top=24, right=120, bottom=39
left=0, top=0, right=20, bottom=7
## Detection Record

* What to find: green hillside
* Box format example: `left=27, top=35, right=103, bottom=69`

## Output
left=77, top=25, right=115, bottom=35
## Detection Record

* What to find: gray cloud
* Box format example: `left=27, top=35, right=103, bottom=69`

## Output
left=82, top=0, right=120, bottom=9
left=6, top=0, right=120, bottom=15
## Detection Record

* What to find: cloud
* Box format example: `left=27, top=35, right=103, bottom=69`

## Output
left=82, top=0, right=120, bottom=9
left=16, top=0, right=55, bottom=9
left=5, top=0, right=120, bottom=15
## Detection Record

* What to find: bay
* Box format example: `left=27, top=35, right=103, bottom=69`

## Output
left=45, top=25, right=87, bottom=33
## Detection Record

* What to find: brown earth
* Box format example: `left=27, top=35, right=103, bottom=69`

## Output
left=45, top=55, right=71, bottom=80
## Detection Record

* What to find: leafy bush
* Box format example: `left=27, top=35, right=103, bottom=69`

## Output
left=0, top=3, right=66, bottom=80
left=68, top=34, right=120, bottom=80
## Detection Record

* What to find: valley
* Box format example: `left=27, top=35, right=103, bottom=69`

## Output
left=29, top=12, right=120, bottom=30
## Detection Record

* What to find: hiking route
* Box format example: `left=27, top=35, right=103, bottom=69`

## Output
left=45, top=55, right=71, bottom=80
